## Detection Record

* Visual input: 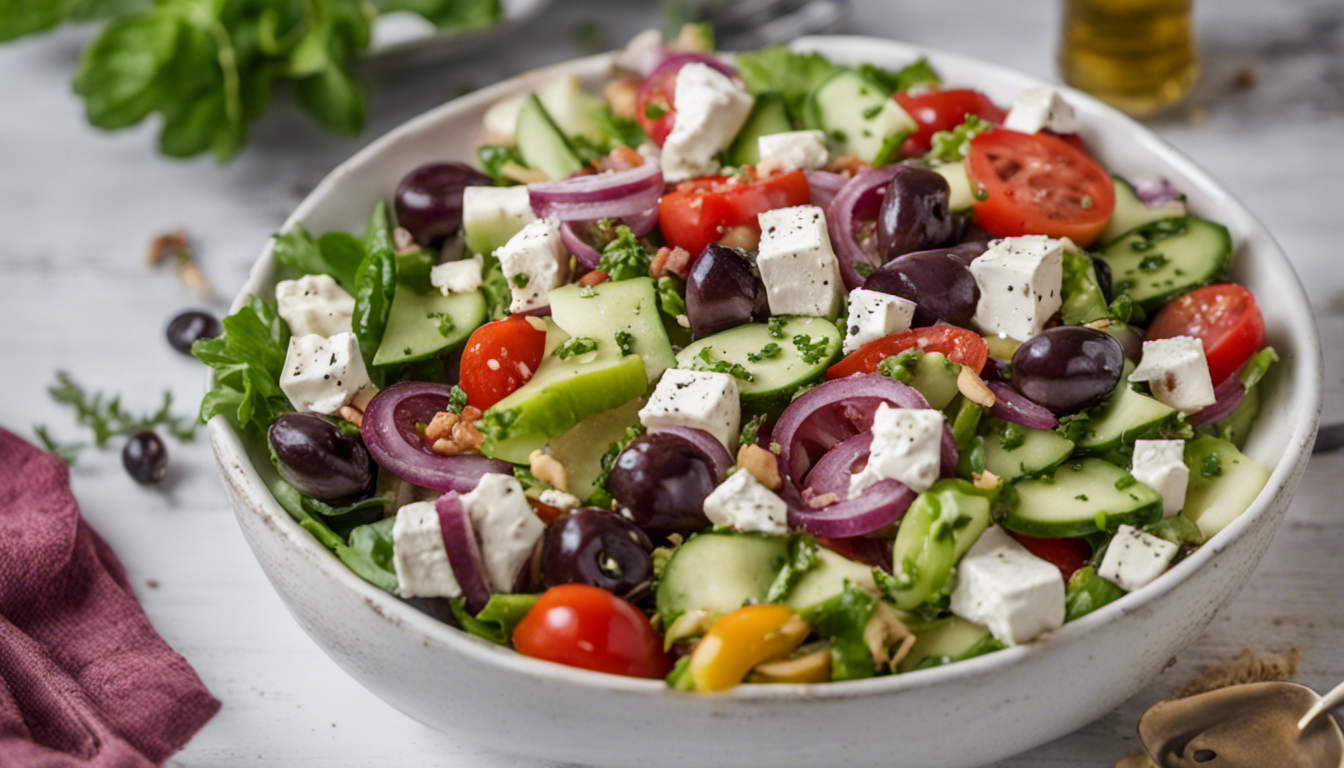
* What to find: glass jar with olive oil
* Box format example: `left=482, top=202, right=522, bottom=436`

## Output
left=1059, top=0, right=1198, bottom=117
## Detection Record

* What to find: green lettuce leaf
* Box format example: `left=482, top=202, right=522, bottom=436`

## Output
left=353, top=200, right=398, bottom=384
left=193, top=294, right=292, bottom=441
left=733, top=46, right=836, bottom=125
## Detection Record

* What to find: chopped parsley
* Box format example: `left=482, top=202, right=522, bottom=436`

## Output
left=510, top=273, right=530, bottom=289
left=427, top=311, right=456, bottom=338
left=578, top=284, right=598, bottom=298
left=877, top=349, right=921, bottom=383
left=925, top=114, right=992, bottom=164
left=791, top=333, right=831, bottom=365
left=643, top=102, right=668, bottom=121
left=447, top=385, right=468, bottom=415
left=614, top=331, right=635, bottom=356
left=767, top=317, right=788, bottom=339
left=747, top=343, right=782, bottom=363
left=596, top=224, right=651, bottom=282
left=554, top=336, right=599, bottom=360
left=1115, top=473, right=1138, bottom=490
left=739, top=413, right=768, bottom=447
left=999, top=422, right=1025, bottom=452
left=853, top=261, right=876, bottom=278
left=1200, top=452, right=1223, bottom=478
left=690, top=347, right=755, bottom=382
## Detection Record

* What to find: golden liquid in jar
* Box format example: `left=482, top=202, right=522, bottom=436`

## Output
left=1059, top=0, right=1199, bottom=117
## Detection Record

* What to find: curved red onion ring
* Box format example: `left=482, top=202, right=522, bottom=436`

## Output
left=436, top=492, right=492, bottom=614
left=648, top=426, right=732, bottom=481
left=804, top=432, right=873, bottom=497
left=805, top=170, right=847, bottom=209
left=780, top=479, right=917, bottom=538
left=827, top=166, right=901, bottom=289
left=529, top=162, right=663, bottom=223
left=361, top=381, right=512, bottom=492
left=987, top=381, right=1060, bottom=430
left=560, top=222, right=602, bottom=269
left=1187, top=375, right=1246, bottom=427
left=845, top=536, right=895, bottom=574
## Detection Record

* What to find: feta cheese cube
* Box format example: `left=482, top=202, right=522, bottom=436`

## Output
left=1003, top=86, right=1079, bottom=135
left=757, top=129, right=830, bottom=173
left=843, top=288, right=917, bottom=354
left=639, top=368, right=740, bottom=452
left=460, top=473, right=545, bottom=593
left=495, top=219, right=569, bottom=314
left=462, top=185, right=536, bottom=256
left=1131, top=439, right=1190, bottom=517
left=275, top=273, right=355, bottom=338
left=949, top=526, right=1066, bottom=645
left=703, top=470, right=788, bottom=536
left=392, top=500, right=462, bottom=599
left=661, top=63, right=754, bottom=182
left=1098, top=524, right=1180, bottom=592
left=431, top=255, right=484, bottom=295
left=969, top=235, right=1065, bottom=341
left=756, top=205, right=845, bottom=318
left=848, top=404, right=944, bottom=498
left=279, top=331, right=371, bottom=415
left=1129, top=336, right=1216, bottom=412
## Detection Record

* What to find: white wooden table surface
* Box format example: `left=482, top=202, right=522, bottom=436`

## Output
left=1, top=1, right=1341, bottom=766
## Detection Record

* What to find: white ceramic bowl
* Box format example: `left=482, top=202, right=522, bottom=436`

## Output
left=209, top=36, right=1323, bottom=768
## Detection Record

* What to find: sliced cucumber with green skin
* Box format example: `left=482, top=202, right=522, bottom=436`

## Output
left=803, top=69, right=914, bottom=165
left=1100, top=175, right=1187, bottom=245
left=885, top=479, right=994, bottom=611
left=1181, top=435, right=1270, bottom=539
left=932, top=160, right=975, bottom=213
left=371, top=287, right=485, bottom=366
left=783, top=546, right=879, bottom=614
left=549, top=277, right=675, bottom=384
left=544, top=397, right=644, bottom=502
left=976, top=418, right=1075, bottom=480
left=674, top=317, right=842, bottom=414
left=1000, top=458, right=1163, bottom=538
left=655, top=532, right=790, bottom=626
left=515, top=93, right=583, bottom=181
left=898, top=615, right=996, bottom=673
left=1060, top=248, right=1111, bottom=326
left=1074, top=362, right=1178, bottom=454
left=462, top=186, right=535, bottom=257
left=727, top=92, right=793, bottom=167
left=1099, top=215, right=1232, bottom=311
left=909, top=352, right=961, bottom=410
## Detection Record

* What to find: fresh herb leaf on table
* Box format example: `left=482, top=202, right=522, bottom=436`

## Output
left=46, top=370, right=198, bottom=445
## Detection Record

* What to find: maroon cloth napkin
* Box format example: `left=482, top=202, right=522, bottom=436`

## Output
left=0, top=427, right=219, bottom=767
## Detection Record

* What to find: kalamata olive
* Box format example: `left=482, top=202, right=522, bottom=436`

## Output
left=268, top=412, right=372, bottom=501
left=1090, top=254, right=1115, bottom=301
left=123, top=430, right=168, bottom=484
left=606, top=432, right=716, bottom=537
left=1107, top=323, right=1145, bottom=363
left=394, top=162, right=491, bottom=247
left=166, top=310, right=220, bottom=354
left=685, top=243, right=768, bottom=339
left=540, top=508, right=654, bottom=599
left=862, top=248, right=981, bottom=327
left=943, top=240, right=991, bottom=266
left=1011, top=326, right=1126, bottom=414
left=876, top=165, right=954, bottom=261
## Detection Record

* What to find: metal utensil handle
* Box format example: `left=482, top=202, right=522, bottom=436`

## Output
left=1298, top=679, right=1344, bottom=731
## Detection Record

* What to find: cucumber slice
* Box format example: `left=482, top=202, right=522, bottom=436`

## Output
left=1099, top=215, right=1232, bottom=311
left=371, top=287, right=485, bottom=366
left=674, top=317, right=842, bottom=414
left=550, top=278, right=675, bottom=384
left=1060, top=248, right=1111, bottom=326
left=1100, top=175, right=1187, bottom=245
left=978, top=418, right=1075, bottom=480
left=655, top=532, right=790, bottom=626
left=515, top=93, right=583, bottom=181
left=783, top=547, right=878, bottom=614
left=1210, top=382, right=1260, bottom=449
left=908, top=351, right=961, bottom=410
left=1001, top=458, right=1163, bottom=538
left=543, top=397, right=644, bottom=502
left=727, top=92, right=793, bottom=167
left=1181, top=435, right=1270, bottom=539
left=804, top=69, right=914, bottom=165
left=898, top=615, right=996, bottom=673
left=932, top=159, right=975, bottom=212
left=462, top=186, right=535, bottom=257
left=1074, top=363, right=1178, bottom=454
left=885, top=479, right=993, bottom=610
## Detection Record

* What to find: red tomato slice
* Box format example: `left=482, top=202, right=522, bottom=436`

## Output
left=636, top=62, right=679, bottom=147
left=1007, top=532, right=1091, bottom=581
left=512, top=584, right=670, bottom=679
left=1145, top=283, right=1266, bottom=385
left=893, top=88, right=1007, bottom=156
left=658, top=169, right=811, bottom=259
left=825, top=324, right=989, bottom=380
left=965, top=128, right=1115, bottom=248
left=458, top=316, right=547, bottom=411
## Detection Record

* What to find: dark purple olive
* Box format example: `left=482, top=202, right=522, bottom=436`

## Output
left=268, top=412, right=372, bottom=501
left=943, top=241, right=990, bottom=266
left=123, top=430, right=168, bottom=484
left=394, top=162, right=491, bottom=247
left=166, top=310, right=220, bottom=354
left=540, top=508, right=654, bottom=599
left=607, top=432, right=716, bottom=537
left=957, top=222, right=995, bottom=247
left=876, top=165, right=953, bottom=261
left=863, top=248, right=981, bottom=327
left=1090, top=254, right=1115, bottom=301
left=1107, top=323, right=1144, bottom=363
left=1011, top=326, right=1125, bottom=414
left=685, top=243, right=768, bottom=340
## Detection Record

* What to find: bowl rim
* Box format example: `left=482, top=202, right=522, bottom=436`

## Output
left=210, top=34, right=1324, bottom=700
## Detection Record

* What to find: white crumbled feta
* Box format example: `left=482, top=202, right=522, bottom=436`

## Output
left=462, top=185, right=537, bottom=256
left=639, top=368, right=740, bottom=452
left=538, top=489, right=581, bottom=513
left=702, top=470, right=788, bottom=536
left=613, top=29, right=665, bottom=77
left=495, top=219, right=569, bottom=314
left=1098, top=524, right=1180, bottom=592
left=843, top=288, right=917, bottom=354
left=969, top=235, right=1065, bottom=341
left=1131, top=439, right=1190, bottom=517
left=275, top=273, right=355, bottom=338
left=391, top=500, right=462, bottom=599
left=661, top=63, right=754, bottom=182
left=848, top=404, right=944, bottom=498
left=756, top=205, right=845, bottom=318
left=949, top=526, right=1066, bottom=645
left=279, top=331, right=371, bottom=415
left=460, top=474, right=545, bottom=593
left=1129, top=336, right=1216, bottom=412
left=757, top=129, right=830, bottom=173
left=1003, top=86, right=1079, bottom=135
left=430, top=255, right=484, bottom=295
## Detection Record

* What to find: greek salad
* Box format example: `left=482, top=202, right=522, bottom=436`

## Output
left=199, top=28, right=1276, bottom=690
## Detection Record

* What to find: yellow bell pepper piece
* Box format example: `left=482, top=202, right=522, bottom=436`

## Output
left=689, top=604, right=809, bottom=692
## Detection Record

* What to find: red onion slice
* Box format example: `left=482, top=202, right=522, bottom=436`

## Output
left=529, top=162, right=664, bottom=223
left=361, top=381, right=513, bottom=492
left=1187, top=375, right=1246, bottom=427
left=648, top=426, right=732, bottom=482
left=559, top=222, right=602, bottom=269
left=805, top=170, right=847, bottom=209
left=844, top=536, right=895, bottom=574
left=804, top=433, right=873, bottom=497
left=987, top=381, right=1060, bottom=430
left=827, top=166, right=901, bottom=290
left=436, top=493, right=492, bottom=614
left=781, top=479, right=917, bottom=538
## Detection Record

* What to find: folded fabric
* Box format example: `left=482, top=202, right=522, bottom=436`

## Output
left=0, top=427, right=219, bottom=767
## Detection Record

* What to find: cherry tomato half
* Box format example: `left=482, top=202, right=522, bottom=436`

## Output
left=825, top=324, right=989, bottom=380
left=893, top=88, right=1007, bottom=157
left=636, top=61, right=681, bottom=147
left=512, top=584, right=670, bottom=679
left=965, top=128, right=1115, bottom=248
left=458, top=315, right=547, bottom=411
left=658, top=169, right=811, bottom=259
left=1007, top=532, right=1091, bottom=581
left=1145, top=283, right=1265, bottom=385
